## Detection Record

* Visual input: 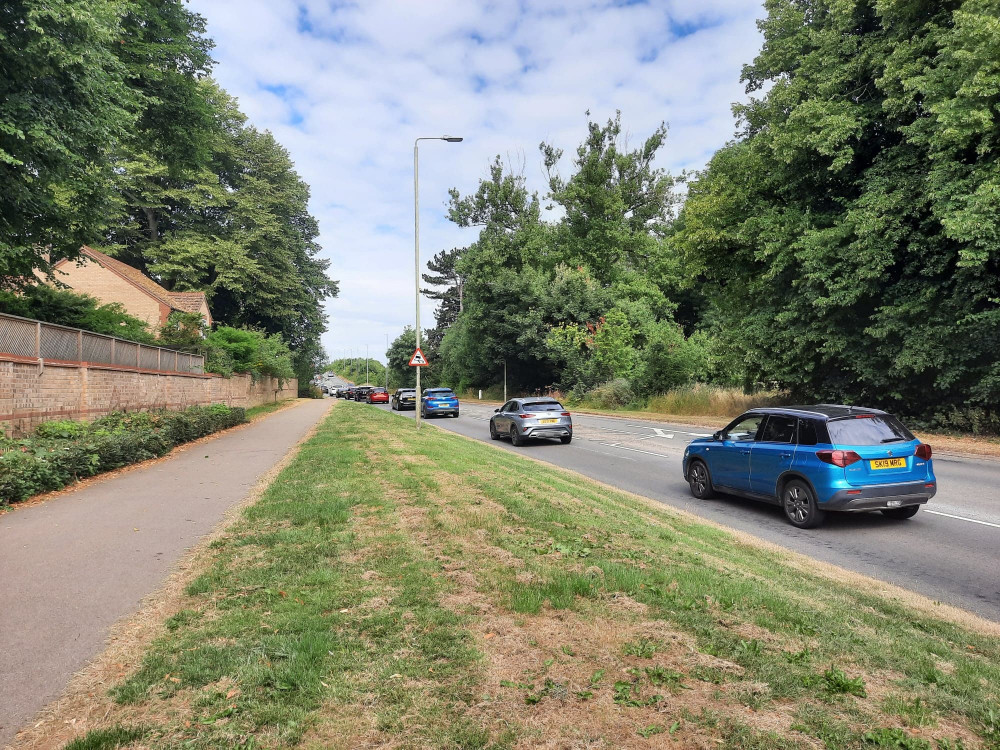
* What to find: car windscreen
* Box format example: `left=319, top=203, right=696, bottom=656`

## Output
left=522, top=401, right=564, bottom=412
left=827, top=415, right=914, bottom=446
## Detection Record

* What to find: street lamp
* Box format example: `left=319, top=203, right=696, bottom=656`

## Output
left=414, top=135, right=463, bottom=429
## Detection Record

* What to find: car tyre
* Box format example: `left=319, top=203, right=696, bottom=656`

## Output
left=687, top=460, right=716, bottom=499
left=881, top=505, right=920, bottom=520
left=453, top=411, right=459, bottom=418
left=560, top=435, right=572, bottom=444
left=782, top=479, right=825, bottom=528
left=489, top=420, right=500, bottom=440
left=510, top=425, right=523, bottom=446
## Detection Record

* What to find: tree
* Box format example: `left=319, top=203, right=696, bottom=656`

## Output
left=421, top=247, right=465, bottom=348
left=0, top=0, right=134, bottom=286
left=676, top=0, right=1000, bottom=425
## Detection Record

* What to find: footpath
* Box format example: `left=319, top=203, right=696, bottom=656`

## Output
left=0, top=398, right=332, bottom=748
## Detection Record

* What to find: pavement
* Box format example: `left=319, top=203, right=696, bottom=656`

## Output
left=0, top=398, right=332, bottom=748
left=371, top=398, right=1000, bottom=621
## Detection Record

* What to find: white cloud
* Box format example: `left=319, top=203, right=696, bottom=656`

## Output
left=189, top=0, right=765, bottom=365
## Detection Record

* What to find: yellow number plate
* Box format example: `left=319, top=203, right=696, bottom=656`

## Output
left=870, top=458, right=906, bottom=470
left=539, top=418, right=558, bottom=424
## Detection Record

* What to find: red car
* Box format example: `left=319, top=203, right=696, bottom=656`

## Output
left=367, top=387, right=389, bottom=404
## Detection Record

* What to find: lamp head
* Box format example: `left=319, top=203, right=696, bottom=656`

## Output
left=443, top=136, right=463, bottom=142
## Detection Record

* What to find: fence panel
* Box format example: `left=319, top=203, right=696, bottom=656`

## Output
left=0, top=312, right=204, bottom=374
left=0, top=315, right=36, bottom=358
left=82, top=332, right=113, bottom=363
left=139, top=345, right=160, bottom=370
left=39, top=324, right=79, bottom=361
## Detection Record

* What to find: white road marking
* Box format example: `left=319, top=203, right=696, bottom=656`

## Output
left=578, top=445, right=637, bottom=461
left=597, top=442, right=673, bottom=459
left=652, top=428, right=674, bottom=438
left=924, top=509, right=1000, bottom=529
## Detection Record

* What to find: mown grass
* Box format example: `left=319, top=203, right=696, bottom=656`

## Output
left=245, top=398, right=298, bottom=420
left=67, top=402, right=1000, bottom=749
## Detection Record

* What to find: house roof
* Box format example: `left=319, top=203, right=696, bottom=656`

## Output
left=57, top=246, right=211, bottom=323
left=168, top=291, right=208, bottom=314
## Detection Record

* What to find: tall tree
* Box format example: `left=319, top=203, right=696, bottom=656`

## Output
left=0, top=0, right=134, bottom=286
left=421, top=247, right=465, bottom=348
left=676, top=0, right=1000, bottom=423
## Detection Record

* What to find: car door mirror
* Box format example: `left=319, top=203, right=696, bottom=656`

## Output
left=713, top=430, right=723, bottom=441
left=494, top=408, right=500, bottom=413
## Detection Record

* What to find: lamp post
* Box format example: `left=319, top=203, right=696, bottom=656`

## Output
left=414, top=135, right=463, bottom=429
left=385, top=333, right=389, bottom=390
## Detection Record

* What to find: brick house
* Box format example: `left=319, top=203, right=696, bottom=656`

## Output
left=50, top=246, right=212, bottom=330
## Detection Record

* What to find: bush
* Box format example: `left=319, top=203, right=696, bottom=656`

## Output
left=580, top=378, right=636, bottom=409
left=0, top=405, right=247, bottom=505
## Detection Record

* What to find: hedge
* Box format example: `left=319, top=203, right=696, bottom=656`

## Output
left=0, top=404, right=247, bottom=505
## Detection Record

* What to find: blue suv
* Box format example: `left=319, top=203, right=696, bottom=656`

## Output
left=420, top=388, right=459, bottom=418
left=682, top=405, right=936, bottom=528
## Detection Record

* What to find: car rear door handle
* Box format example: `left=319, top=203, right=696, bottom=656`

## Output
left=780, top=453, right=792, bottom=459
left=740, top=449, right=751, bottom=455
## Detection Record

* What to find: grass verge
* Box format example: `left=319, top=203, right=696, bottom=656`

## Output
left=52, top=402, right=1000, bottom=749
left=246, top=398, right=299, bottom=421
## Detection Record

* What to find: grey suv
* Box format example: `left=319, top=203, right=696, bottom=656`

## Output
left=490, top=399, right=572, bottom=446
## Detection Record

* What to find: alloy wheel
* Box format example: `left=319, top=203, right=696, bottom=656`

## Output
left=784, top=485, right=809, bottom=524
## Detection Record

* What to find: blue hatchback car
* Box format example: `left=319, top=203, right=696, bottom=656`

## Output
left=420, top=387, right=460, bottom=418
left=682, top=405, right=936, bottom=528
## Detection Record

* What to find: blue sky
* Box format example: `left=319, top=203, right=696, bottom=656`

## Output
left=188, top=0, right=766, bottom=365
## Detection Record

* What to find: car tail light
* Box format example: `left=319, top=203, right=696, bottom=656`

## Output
left=518, top=414, right=535, bottom=419
left=816, top=449, right=862, bottom=467
left=915, top=444, right=932, bottom=460
left=561, top=412, right=571, bottom=416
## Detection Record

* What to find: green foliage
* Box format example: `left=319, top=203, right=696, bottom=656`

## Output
left=675, top=0, right=1000, bottom=423
left=157, top=311, right=207, bottom=351
left=0, top=405, right=246, bottom=504
left=1, top=2, right=336, bottom=374
left=822, top=666, right=867, bottom=697
left=0, top=0, right=135, bottom=286
left=0, top=285, right=155, bottom=343
left=202, top=327, right=294, bottom=383
left=410, top=116, right=710, bottom=401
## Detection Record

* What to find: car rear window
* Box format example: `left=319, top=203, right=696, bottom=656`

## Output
left=523, top=401, right=564, bottom=411
left=429, top=391, right=455, bottom=397
left=827, top=415, right=914, bottom=446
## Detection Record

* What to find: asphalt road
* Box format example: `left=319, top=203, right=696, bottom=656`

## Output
left=358, top=397, right=1000, bottom=621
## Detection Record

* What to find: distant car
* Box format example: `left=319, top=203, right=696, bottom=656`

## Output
left=420, top=387, right=459, bottom=418
left=367, top=387, right=389, bottom=404
left=391, top=388, right=416, bottom=410
left=336, top=387, right=350, bottom=399
left=682, top=405, right=937, bottom=529
left=320, top=384, right=329, bottom=394
left=344, top=386, right=358, bottom=399
left=353, top=386, right=374, bottom=402
left=490, top=399, right=572, bottom=445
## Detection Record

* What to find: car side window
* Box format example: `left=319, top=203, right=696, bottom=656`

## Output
left=724, top=415, right=764, bottom=442
left=508, top=402, right=519, bottom=413
left=797, top=419, right=818, bottom=446
left=760, top=415, right=796, bottom=443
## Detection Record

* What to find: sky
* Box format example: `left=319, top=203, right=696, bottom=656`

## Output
left=187, top=0, right=766, bottom=365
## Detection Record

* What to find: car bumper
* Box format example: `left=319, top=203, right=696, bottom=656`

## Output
left=821, top=481, right=937, bottom=511
left=524, top=425, right=572, bottom=438
left=424, top=407, right=458, bottom=415
left=396, top=401, right=416, bottom=409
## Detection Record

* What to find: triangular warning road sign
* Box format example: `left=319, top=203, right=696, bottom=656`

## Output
left=408, top=347, right=429, bottom=367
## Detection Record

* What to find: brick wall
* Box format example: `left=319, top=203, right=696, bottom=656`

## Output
left=0, top=358, right=297, bottom=436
